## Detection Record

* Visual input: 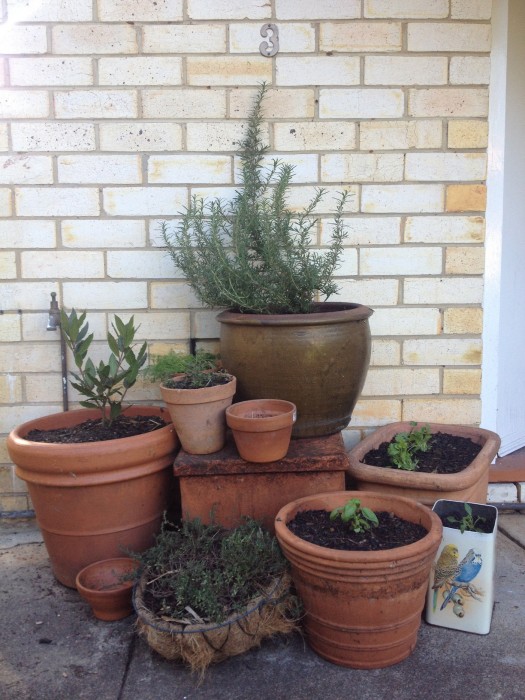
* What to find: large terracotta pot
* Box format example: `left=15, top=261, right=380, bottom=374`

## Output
left=7, top=406, right=178, bottom=588
left=217, top=302, right=373, bottom=438
left=275, top=491, right=442, bottom=669
left=347, top=422, right=501, bottom=506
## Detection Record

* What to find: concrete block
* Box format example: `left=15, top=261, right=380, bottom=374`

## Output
left=0, top=373, right=22, bottom=402
left=322, top=154, right=403, bottom=182
left=62, top=220, right=146, bottom=248
left=9, top=57, right=93, bottom=86
left=446, top=185, right=487, bottom=212
left=103, top=186, right=187, bottom=216
left=58, top=155, right=142, bottom=184
left=443, top=369, right=482, bottom=395
left=123, top=312, right=190, bottom=340
left=0, top=124, right=7, bottom=151
left=62, top=281, right=148, bottom=309
left=320, top=22, right=401, bottom=52
left=334, top=278, right=399, bottom=306
left=99, top=57, right=183, bottom=86
left=448, top=120, right=489, bottom=148
left=451, top=0, right=492, bottom=20
left=148, top=155, right=231, bottom=184
left=0, top=344, right=59, bottom=373
left=443, top=307, right=483, bottom=334
left=370, top=339, right=401, bottom=366
left=52, top=24, right=138, bottom=54
left=188, top=0, right=269, bottom=19
left=230, top=23, right=315, bottom=53
left=100, top=122, right=182, bottom=152
left=0, top=90, right=49, bottom=118
left=320, top=89, right=404, bottom=119
left=0, top=316, right=21, bottom=343
left=362, top=184, right=444, bottom=213
left=7, top=0, right=92, bottom=21
left=321, top=216, right=400, bottom=246
left=405, top=153, right=487, bottom=181
left=230, top=88, right=314, bottom=118
left=445, top=246, right=485, bottom=275
left=106, top=251, right=174, bottom=279
left=363, top=368, right=440, bottom=396
left=142, top=89, right=227, bottom=118
left=0, top=156, right=53, bottom=185
left=450, top=57, right=491, bottom=85
left=0, top=282, right=58, bottom=312
left=0, top=252, right=16, bottom=279
left=404, top=277, right=483, bottom=304
left=365, top=0, right=448, bottom=18
left=150, top=282, right=201, bottom=309
left=55, top=90, right=138, bottom=119
left=0, top=25, right=47, bottom=53
left=370, top=307, right=441, bottom=336
left=0, top=188, right=12, bottom=216
left=11, top=122, right=96, bottom=152
left=187, top=57, right=272, bottom=85
left=142, top=25, right=225, bottom=53
left=98, top=0, right=183, bottom=21
left=403, top=398, right=481, bottom=425
left=277, top=0, right=360, bottom=19
left=409, top=88, right=488, bottom=117
left=405, top=215, right=484, bottom=243
left=276, top=56, right=360, bottom=86
left=361, top=246, right=442, bottom=276
left=21, top=251, right=104, bottom=279
left=186, top=122, right=253, bottom=152
left=403, top=338, right=482, bottom=366
left=350, top=399, right=402, bottom=427
left=365, top=56, right=447, bottom=85
left=488, top=483, right=518, bottom=504
left=15, top=187, right=99, bottom=217
left=407, top=23, right=491, bottom=52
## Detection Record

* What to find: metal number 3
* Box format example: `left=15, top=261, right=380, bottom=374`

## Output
left=259, top=23, right=279, bottom=57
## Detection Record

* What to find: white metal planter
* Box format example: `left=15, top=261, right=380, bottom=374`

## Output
left=425, top=499, right=498, bottom=635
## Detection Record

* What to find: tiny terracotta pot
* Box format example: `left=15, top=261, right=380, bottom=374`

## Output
left=76, top=557, right=138, bottom=621
left=226, top=399, right=297, bottom=463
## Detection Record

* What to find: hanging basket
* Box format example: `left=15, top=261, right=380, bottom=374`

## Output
left=133, top=573, right=298, bottom=674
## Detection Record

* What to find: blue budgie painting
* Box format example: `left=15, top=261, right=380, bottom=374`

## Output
left=432, top=546, right=484, bottom=618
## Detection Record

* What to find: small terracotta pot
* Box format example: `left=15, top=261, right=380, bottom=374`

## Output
left=160, top=375, right=236, bottom=454
left=226, top=399, right=297, bottom=463
left=76, top=557, right=138, bottom=621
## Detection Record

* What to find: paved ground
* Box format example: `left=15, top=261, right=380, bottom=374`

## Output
left=1, top=512, right=524, bottom=700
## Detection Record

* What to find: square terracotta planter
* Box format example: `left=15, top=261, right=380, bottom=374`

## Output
left=347, top=422, right=501, bottom=507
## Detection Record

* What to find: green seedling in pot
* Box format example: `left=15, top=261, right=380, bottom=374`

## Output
left=387, top=421, right=432, bottom=471
left=446, top=503, right=487, bottom=534
left=329, top=498, right=379, bottom=534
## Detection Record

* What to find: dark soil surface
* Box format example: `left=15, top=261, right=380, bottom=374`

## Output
left=26, top=414, right=167, bottom=444
left=163, top=372, right=232, bottom=390
left=288, top=509, right=428, bottom=551
left=439, top=507, right=494, bottom=534
left=362, top=432, right=482, bottom=474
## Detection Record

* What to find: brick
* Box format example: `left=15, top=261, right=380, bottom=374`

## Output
left=365, top=56, right=447, bottom=86
left=107, top=251, right=174, bottom=279
left=350, top=400, right=402, bottom=427
left=0, top=155, right=53, bottom=185
left=142, top=25, right=226, bottom=53
left=0, top=373, right=22, bottom=401
left=230, top=23, right=315, bottom=53
left=404, top=277, right=483, bottom=304
left=443, top=369, right=481, bottom=395
left=365, top=0, right=448, bottom=18
left=9, top=58, right=93, bottom=86
left=363, top=368, right=440, bottom=396
left=0, top=188, right=12, bottom=216
left=320, top=89, right=404, bottom=119
left=370, top=339, right=401, bottom=366
left=409, top=89, right=488, bottom=117
left=362, top=185, right=444, bottom=214
left=24, top=375, right=63, bottom=404
left=371, top=307, right=441, bottom=336
left=99, top=57, right=182, bottom=86
left=188, top=0, right=270, bottom=19
left=276, top=57, right=360, bottom=86
left=122, top=312, right=190, bottom=340
left=0, top=25, right=47, bottom=53
left=0, top=220, right=56, bottom=248
left=450, top=57, right=491, bottom=85
left=446, top=185, right=486, bottom=212
left=360, top=120, right=443, bottom=150
left=448, top=120, right=489, bottom=148
left=151, top=282, right=201, bottom=309
left=98, top=0, right=183, bottom=21
left=0, top=252, right=16, bottom=278
left=235, top=154, right=317, bottom=184
left=149, top=155, right=231, bottom=184
left=0, top=343, right=59, bottom=373
left=277, top=0, right=360, bottom=19
left=186, top=122, right=258, bottom=152
left=62, top=220, right=145, bottom=248
left=103, top=187, right=186, bottom=216
left=402, top=399, right=481, bottom=425
left=52, top=24, right=138, bottom=54
left=320, top=22, right=401, bottom=52
left=142, top=89, right=227, bottom=118
left=62, top=281, right=148, bottom=309
left=405, top=153, right=487, bottom=182
left=11, top=122, right=96, bottom=152
left=361, top=247, right=442, bottom=276
left=322, top=154, right=404, bottom=182
left=404, top=338, right=482, bottom=366
left=230, top=88, right=314, bottom=118
left=55, top=90, right=137, bottom=119
left=445, top=246, right=485, bottom=275
left=187, top=57, right=271, bottom=86
left=192, top=310, right=221, bottom=339
left=0, top=125, right=7, bottom=151
left=58, top=155, right=142, bottom=184
left=407, top=23, right=491, bottom=52
left=285, top=185, right=358, bottom=214
left=443, top=307, right=483, bottom=334
left=0, top=90, right=49, bottom=118
left=487, top=483, right=518, bottom=504
left=0, top=405, right=61, bottom=436
left=7, top=0, right=92, bottom=21
left=334, top=278, right=399, bottom=306
left=405, top=215, right=484, bottom=243
left=100, top=123, right=182, bottom=152
left=451, top=0, right=492, bottom=20
left=21, top=251, right=104, bottom=279
left=321, top=216, right=400, bottom=246
left=15, top=187, right=99, bottom=217
left=0, top=283, right=58, bottom=311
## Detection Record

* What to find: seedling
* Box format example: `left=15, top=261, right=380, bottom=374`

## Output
left=329, top=498, right=379, bottom=534
left=387, top=421, right=432, bottom=471
left=446, top=503, right=487, bottom=534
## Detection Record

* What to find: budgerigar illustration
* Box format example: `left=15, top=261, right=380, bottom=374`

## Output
left=440, top=548, right=482, bottom=611
left=432, top=543, right=459, bottom=612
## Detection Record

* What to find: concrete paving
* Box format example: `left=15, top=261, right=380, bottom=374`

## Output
left=1, top=512, right=524, bottom=700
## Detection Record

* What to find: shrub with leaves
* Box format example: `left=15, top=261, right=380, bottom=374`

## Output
left=329, top=498, right=379, bottom=534
left=387, top=422, right=432, bottom=471
left=60, top=309, right=147, bottom=426
left=161, top=82, right=350, bottom=315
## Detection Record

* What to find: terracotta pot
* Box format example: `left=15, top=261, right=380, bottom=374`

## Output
left=160, top=375, right=236, bottom=454
left=275, top=490, right=442, bottom=669
left=347, top=422, right=501, bottom=506
left=226, top=399, right=296, bottom=463
left=7, top=406, right=178, bottom=588
left=217, top=302, right=373, bottom=438
left=76, top=557, right=138, bottom=621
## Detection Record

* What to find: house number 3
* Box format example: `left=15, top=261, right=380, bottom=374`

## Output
left=259, top=23, right=279, bottom=57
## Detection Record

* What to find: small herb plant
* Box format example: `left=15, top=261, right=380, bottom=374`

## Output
left=387, top=422, right=432, bottom=471
left=144, top=350, right=230, bottom=390
left=60, top=309, right=147, bottom=426
left=446, top=503, right=487, bottom=534
left=329, top=498, right=379, bottom=534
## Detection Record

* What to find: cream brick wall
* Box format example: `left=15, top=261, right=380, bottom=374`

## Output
left=0, top=0, right=492, bottom=512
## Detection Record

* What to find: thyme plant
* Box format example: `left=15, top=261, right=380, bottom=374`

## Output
left=161, top=82, right=350, bottom=314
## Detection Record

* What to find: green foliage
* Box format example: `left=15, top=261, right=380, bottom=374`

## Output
left=387, top=421, right=432, bottom=471
left=329, top=498, right=379, bottom=534
left=60, top=309, right=147, bottom=426
left=446, top=503, right=487, bottom=534
left=133, top=517, right=288, bottom=623
left=144, top=350, right=229, bottom=390
left=161, top=82, right=350, bottom=315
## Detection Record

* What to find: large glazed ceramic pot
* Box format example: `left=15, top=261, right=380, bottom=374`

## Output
left=217, top=302, right=373, bottom=438
left=7, top=406, right=178, bottom=588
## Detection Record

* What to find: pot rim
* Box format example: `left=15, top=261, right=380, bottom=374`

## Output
left=160, top=374, right=236, bottom=405
left=217, top=302, right=373, bottom=327
left=226, top=399, right=296, bottom=432
left=75, top=556, right=138, bottom=594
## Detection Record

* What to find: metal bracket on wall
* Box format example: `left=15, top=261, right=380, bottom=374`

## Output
left=259, top=23, right=279, bottom=57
